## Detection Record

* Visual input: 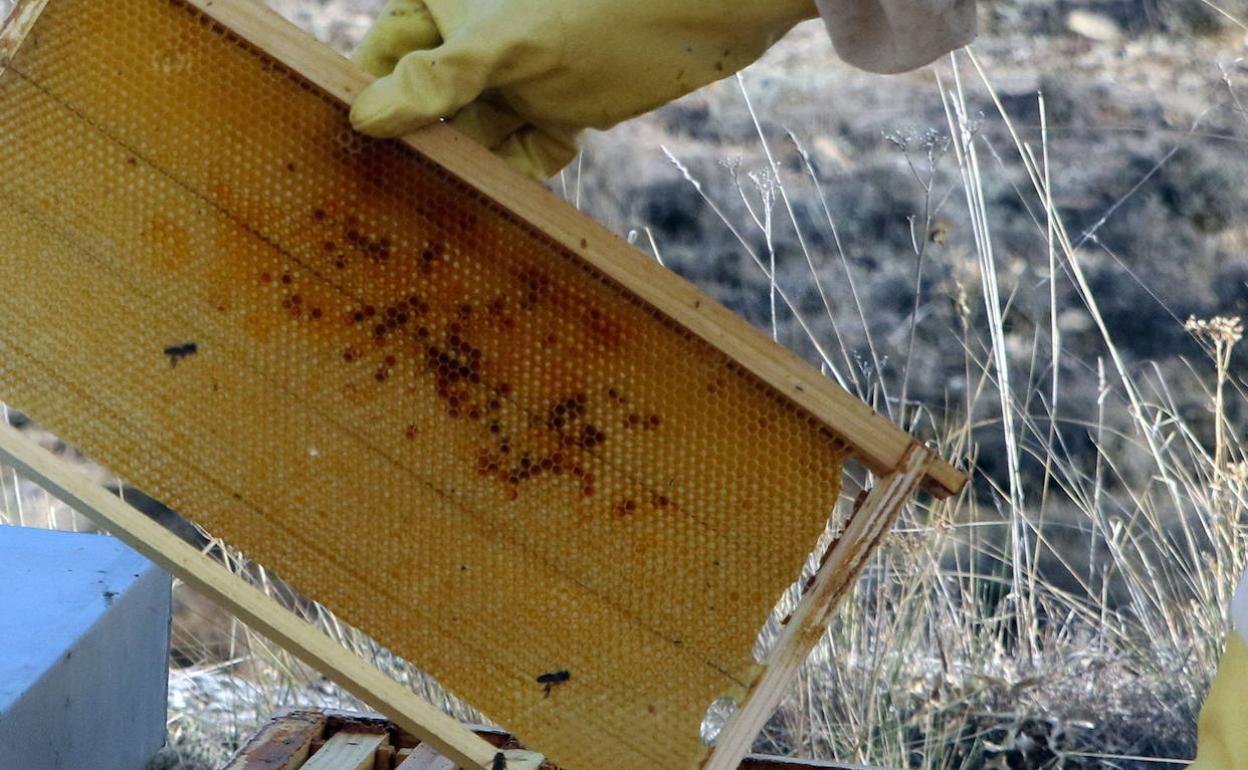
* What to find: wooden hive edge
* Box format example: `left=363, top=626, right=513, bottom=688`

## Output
left=244, top=708, right=905, bottom=770
left=222, top=709, right=328, bottom=770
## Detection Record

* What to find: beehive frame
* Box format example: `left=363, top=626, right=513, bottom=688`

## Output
left=0, top=1, right=964, bottom=768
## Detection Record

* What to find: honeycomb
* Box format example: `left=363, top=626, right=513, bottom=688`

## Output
left=0, top=1, right=855, bottom=767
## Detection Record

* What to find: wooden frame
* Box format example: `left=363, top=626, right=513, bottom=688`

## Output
left=0, top=1, right=965, bottom=767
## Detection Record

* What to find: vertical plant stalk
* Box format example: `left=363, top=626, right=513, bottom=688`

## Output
left=1186, top=316, right=1243, bottom=484
left=662, top=148, right=851, bottom=389
left=735, top=74, right=878, bottom=406
left=787, top=132, right=883, bottom=403
left=961, top=50, right=1188, bottom=523
left=1217, top=339, right=1228, bottom=474
left=940, top=59, right=1034, bottom=659
left=1213, top=329, right=1239, bottom=477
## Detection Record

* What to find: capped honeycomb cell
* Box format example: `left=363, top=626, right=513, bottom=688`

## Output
left=0, top=1, right=959, bottom=768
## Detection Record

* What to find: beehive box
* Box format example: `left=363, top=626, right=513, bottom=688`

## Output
left=0, top=0, right=962, bottom=767
left=223, top=709, right=867, bottom=770
left=0, top=526, right=170, bottom=770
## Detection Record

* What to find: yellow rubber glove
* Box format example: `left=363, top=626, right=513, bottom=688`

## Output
left=1190, top=632, right=1248, bottom=769
left=350, top=0, right=817, bottom=179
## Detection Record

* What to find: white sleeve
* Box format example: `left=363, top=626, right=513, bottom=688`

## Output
left=817, top=0, right=977, bottom=75
left=1232, top=568, right=1248, bottom=643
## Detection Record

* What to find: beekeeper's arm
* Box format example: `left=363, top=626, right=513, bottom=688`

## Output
left=1190, top=571, right=1248, bottom=769
left=818, top=0, right=977, bottom=74
left=349, top=0, right=977, bottom=179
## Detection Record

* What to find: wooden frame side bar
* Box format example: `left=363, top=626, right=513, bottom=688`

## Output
left=0, top=423, right=500, bottom=770
left=166, top=0, right=964, bottom=498
left=0, top=0, right=47, bottom=62
left=701, top=445, right=933, bottom=770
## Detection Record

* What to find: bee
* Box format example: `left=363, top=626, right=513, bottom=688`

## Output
left=164, top=342, right=199, bottom=367
left=536, top=670, right=570, bottom=698
left=492, top=752, right=507, bottom=770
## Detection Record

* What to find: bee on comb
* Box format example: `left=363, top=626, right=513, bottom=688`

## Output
left=164, top=342, right=199, bottom=367
left=536, top=670, right=570, bottom=698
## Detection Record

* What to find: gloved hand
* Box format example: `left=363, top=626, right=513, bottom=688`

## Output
left=1189, top=632, right=1248, bottom=769
left=349, top=0, right=817, bottom=179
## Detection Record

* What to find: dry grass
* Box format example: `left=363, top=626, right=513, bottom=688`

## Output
left=653, top=52, right=1247, bottom=768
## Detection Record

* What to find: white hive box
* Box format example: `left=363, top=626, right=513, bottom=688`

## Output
left=0, top=525, right=171, bottom=770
